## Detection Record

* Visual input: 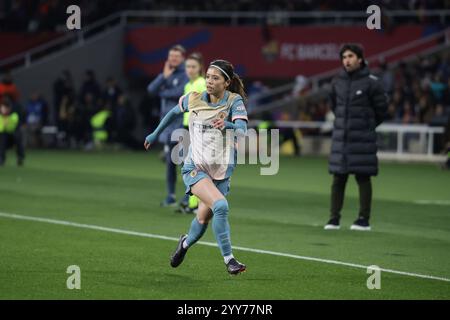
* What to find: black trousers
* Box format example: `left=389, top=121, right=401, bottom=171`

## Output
left=330, top=174, right=372, bottom=220
left=0, top=131, right=25, bottom=164
left=280, top=129, right=300, bottom=156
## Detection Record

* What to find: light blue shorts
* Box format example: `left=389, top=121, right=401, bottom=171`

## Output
left=182, top=168, right=231, bottom=197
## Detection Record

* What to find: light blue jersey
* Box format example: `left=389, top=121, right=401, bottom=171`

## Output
left=178, top=90, right=248, bottom=194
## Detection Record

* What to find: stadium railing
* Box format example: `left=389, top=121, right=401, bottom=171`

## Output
left=1, top=10, right=449, bottom=72
left=0, top=13, right=124, bottom=71
left=248, top=120, right=447, bottom=162
left=104, top=9, right=450, bottom=26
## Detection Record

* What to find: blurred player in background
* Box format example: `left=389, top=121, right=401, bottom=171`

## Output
left=144, top=59, right=248, bottom=275
left=177, top=52, right=207, bottom=214
left=443, top=121, right=450, bottom=170
left=0, top=98, right=25, bottom=166
left=325, top=44, right=388, bottom=231
left=147, top=45, right=189, bottom=207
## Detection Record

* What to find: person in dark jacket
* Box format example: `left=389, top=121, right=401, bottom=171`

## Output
left=147, top=45, right=189, bottom=207
left=324, top=44, right=388, bottom=231
left=0, top=98, right=25, bottom=166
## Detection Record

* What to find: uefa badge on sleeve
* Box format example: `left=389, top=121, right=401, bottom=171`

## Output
left=190, top=170, right=198, bottom=178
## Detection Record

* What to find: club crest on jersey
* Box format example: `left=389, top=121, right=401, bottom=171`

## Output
left=217, top=111, right=228, bottom=120
left=190, top=170, right=198, bottom=177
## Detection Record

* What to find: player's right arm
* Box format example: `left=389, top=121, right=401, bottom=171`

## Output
left=143, top=94, right=190, bottom=150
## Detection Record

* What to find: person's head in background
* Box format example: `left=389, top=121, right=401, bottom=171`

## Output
left=0, top=98, right=12, bottom=115
left=167, top=44, right=186, bottom=69
left=117, top=94, right=128, bottom=107
left=84, top=69, right=97, bottom=83
left=185, top=52, right=204, bottom=82
left=340, top=44, right=366, bottom=73
left=434, top=104, right=444, bottom=116
left=106, top=76, right=116, bottom=88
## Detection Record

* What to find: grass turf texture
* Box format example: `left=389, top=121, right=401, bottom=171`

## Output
left=0, top=150, right=449, bottom=299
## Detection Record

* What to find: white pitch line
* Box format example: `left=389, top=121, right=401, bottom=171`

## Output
left=414, top=200, right=450, bottom=206
left=1, top=211, right=449, bottom=283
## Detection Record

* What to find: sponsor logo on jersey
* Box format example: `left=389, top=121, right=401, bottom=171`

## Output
left=235, top=104, right=246, bottom=111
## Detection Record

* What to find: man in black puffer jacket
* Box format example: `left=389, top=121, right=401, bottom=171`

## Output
left=324, top=44, right=387, bottom=231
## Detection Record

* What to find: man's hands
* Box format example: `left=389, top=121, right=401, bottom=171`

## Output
left=163, top=61, right=175, bottom=79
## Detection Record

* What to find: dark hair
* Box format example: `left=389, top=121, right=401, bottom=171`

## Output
left=0, top=96, right=12, bottom=109
left=339, top=43, right=366, bottom=67
left=186, top=52, right=205, bottom=77
left=209, top=59, right=247, bottom=100
left=169, top=44, right=186, bottom=56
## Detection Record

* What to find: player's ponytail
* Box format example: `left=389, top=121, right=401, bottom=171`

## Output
left=209, top=59, right=247, bottom=100
left=229, top=73, right=247, bottom=101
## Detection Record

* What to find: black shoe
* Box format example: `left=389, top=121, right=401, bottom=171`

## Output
left=226, top=258, right=246, bottom=275
left=17, top=159, right=24, bottom=167
left=350, top=217, right=371, bottom=231
left=170, top=235, right=188, bottom=268
left=324, top=217, right=340, bottom=230
left=174, top=202, right=187, bottom=213
left=182, top=206, right=198, bottom=215
left=175, top=202, right=196, bottom=214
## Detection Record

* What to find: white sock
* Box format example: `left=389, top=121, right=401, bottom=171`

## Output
left=182, top=239, right=189, bottom=249
left=224, top=254, right=234, bottom=264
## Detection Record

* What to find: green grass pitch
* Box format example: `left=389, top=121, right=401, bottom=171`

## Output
left=0, top=150, right=449, bottom=299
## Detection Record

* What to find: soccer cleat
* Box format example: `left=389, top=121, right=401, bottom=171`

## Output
left=324, top=217, right=340, bottom=230
left=182, top=206, right=198, bottom=215
left=174, top=202, right=187, bottom=213
left=170, top=234, right=188, bottom=268
left=175, top=202, right=197, bottom=214
left=226, top=258, right=246, bottom=275
left=350, top=217, right=371, bottom=231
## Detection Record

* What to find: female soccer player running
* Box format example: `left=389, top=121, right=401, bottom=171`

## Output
left=178, top=52, right=207, bottom=214
left=144, top=59, right=248, bottom=275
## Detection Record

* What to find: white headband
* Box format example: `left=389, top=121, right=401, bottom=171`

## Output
left=210, top=64, right=231, bottom=80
